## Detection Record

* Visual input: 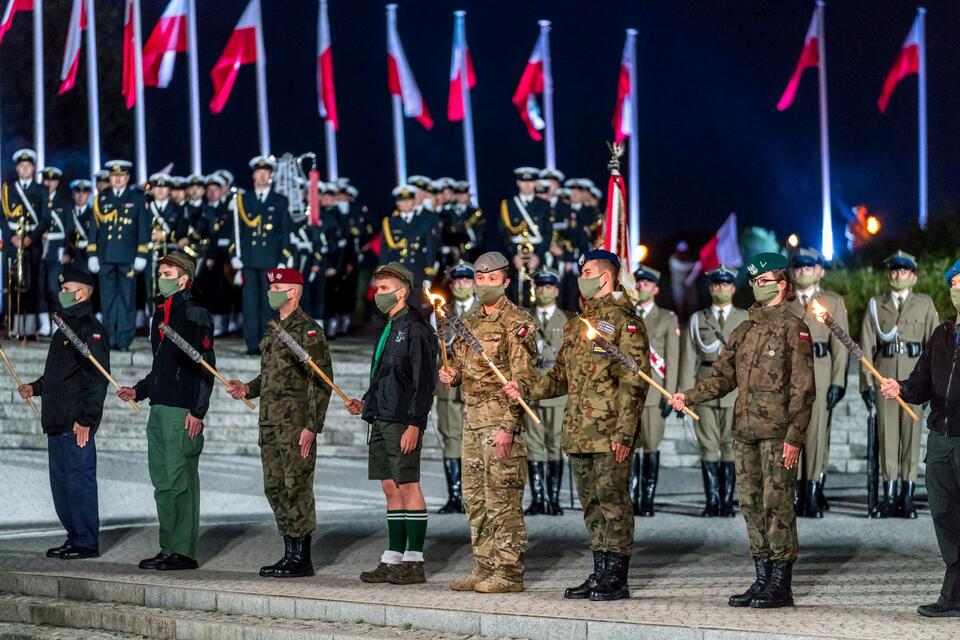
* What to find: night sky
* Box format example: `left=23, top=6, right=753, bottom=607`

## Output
left=2, top=0, right=958, bottom=261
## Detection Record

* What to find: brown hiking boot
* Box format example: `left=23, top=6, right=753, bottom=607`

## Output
left=474, top=575, right=524, bottom=593
left=449, top=569, right=490, bottom=591
left=360, top=562, right=399, bottom=583
left=387, top=561, right=426, bottom=585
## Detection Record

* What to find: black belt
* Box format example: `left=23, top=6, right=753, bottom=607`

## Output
left=880, top=342, right=922, bottom=358
left=812, top=342, right=829, bottom=358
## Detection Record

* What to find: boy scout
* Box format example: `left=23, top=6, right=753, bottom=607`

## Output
left=118, top=252, right=214, bottom=571
left=631, top=265, right=680, bottom=517
left=229, top=268, right=333, bottom=577
left=438, top=251, right=537, bottom=593
left=860, top=250, right=938, bottom=518
left=506, top=249, right=649, bottom=601
left=791, top=248, right=848, bottom=518
left=678, top=265, right=747, bottom=517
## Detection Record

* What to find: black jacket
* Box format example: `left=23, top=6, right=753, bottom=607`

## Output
left=362, top=306, right=437, bottom=429
left=134, top=289, right=215, bottom=418
left=899, top=317, right=960, bottom=437
left=31, top=301, right=110, bottom=435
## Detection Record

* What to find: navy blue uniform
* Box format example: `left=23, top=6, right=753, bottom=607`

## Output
left=39, top=191, right=75, bottom=314
left=2, top=180, right=49, bottom=317
left=499, top=195, right=552, bottom=307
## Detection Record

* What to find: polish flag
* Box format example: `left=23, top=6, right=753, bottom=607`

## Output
left=878, top=14, right=922, bottom=113
left=512, top=31, right=547, bottom=140
left=142, top=0, right=187, bottom=88
left=777, top=9, right=819, bottom=111
left=316, top=0, right=338, bottom=130
left=386, top=8, right=432, bottom=129
left=603, top=167, right=629, bottom=270
left=121, top=0, right=138, bottom=109
left=0, top=0, right=31, bottom=45
left=447, top=16, right=475, bottom=122
left=58, top=0, right=86, bottom=95
left=684, top=213, right=743, bottom=286
left=612, top=33, right=634, bottom=143
left=209, top=0, right=260, bottom=114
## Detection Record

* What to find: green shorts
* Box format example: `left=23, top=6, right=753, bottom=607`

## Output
left=368, top=420, right=422, bottom=484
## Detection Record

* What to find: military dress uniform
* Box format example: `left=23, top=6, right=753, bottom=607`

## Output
left=440, top=183, right=484, bottom=265
left=859, top=250, right=939, bottom=518
left=380, top=185, right=438, bottom=290
left=38, top=176, right=74, bottom=330
left=501, top=168, right=552, bottom=308
left=144, top=177, right=187, bottom=305
left=67, top=180, right=94, bottom=271
left=332, top=193, right=372, bottom=335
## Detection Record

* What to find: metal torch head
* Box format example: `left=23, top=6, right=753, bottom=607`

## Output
left=579, top=316, right=599, bottom=340
left=810, top=300, right=829, bottom=324
left=424, top=287, right=446, bottom=317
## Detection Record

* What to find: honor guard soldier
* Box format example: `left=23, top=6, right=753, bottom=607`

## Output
left=679, top=265, right=748, bottom=516
left=380, top=185, right=437, bottom=292
left=38, top=166, right=74, bottom=336
left=507, top=249, right=649, bottom=601
left=630, top=265, right=680, bottom=517
left=451, top=181, right=485, bottom=260
left=439, top=181, right=483, bottom=267
left=538, top=169, right=579, bottom=310
left=791, top=248, right=849, bottom=518
left=2, top=149, right=49, bottom=338
left=202, top=173, right=239, bottom=336
left=86, top=159, right=150, bottom=350
left=438, top=251, right=537, bottom=594
left=145, top=173, right=185, bottom=305
left=525, top=268, right=568, bottom=516
left=94, top=169, right=110, bottom=194
left=502, top=167, right=551, bottom=307
left=332, top=182, right=372, bottom=336
left=169, top=176, right=187, bottom=206
left=18, top=267, right=109, bottom=559
left=228, top=268, right=334, bottom=578
left=67, top=180, right=94, bottom=269
left=860, top=250, right=939, bottom=518
left=230, top=156, right=294, bottom=354
left=564, top=178, right=601, bottom=251
left=435, top=260, right=476, bottom=514
left=408, top=175, right=434, bottom=212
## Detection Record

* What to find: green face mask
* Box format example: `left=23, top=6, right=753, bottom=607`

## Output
left=635, top=289, right=653, bottom=303
left=752, top=282, right=781, bottom=304
left=890, top=277, right=913, bottom=292
left=58, top=290, right=79, bottom=309
left=375, top=290, right=399, bottom=314
left=157, top=277, right=181, bottom=299
left=267, top=290, right=289, bottom=310
left=451, top=285, right=475, bottom=301
left=950, top=288, right=960, bottom=311
left=476, top=284, right=505, bottom=306
left=535, top=290, right=557, bottom=306
left=578, top=275, right=604, bottom=300
left=710, top=289, right=733, bottom=304
left=794, top=274, right=818, bottom=288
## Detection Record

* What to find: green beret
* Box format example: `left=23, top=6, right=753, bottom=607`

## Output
left=744, top=252, right=787, bottom=278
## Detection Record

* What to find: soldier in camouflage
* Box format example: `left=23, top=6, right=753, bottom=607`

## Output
left=438, top=251, right=537, bottom=594
left=671, top=252, right=815, bottom=609
left=228, top=267, right=334, bottom=579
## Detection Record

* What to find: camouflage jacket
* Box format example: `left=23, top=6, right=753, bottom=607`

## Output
left=684, top=301, right=815, bottom=447
left=530, top=293, right=650, bottom=453
left=449, top=296, right=538, bottom=435
left=246, top=307, right=333, bottom=433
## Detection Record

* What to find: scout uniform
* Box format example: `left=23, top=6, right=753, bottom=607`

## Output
left=447, top=252, right=537, bottom=593
left=682, top=252, right=815, bottom=609
left=530, top=249, right=649, bottom=601
left=631, top=265, right=680, bottom=517
left=380, top=185, right=438, bottom=290
left=859, top=250, right=938, bottom=518
left=678, top=265, right=748, bottom=517
left=501, top=167, right=552, bottom=308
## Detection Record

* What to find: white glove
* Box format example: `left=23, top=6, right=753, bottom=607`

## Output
left=308, top=271, right=317, bottom=283
left=87, top=256, right=100, bottom=274
left=133, top=257, right=147, bottom=273
left=231, top=257, right=244, bottom=270
left=278, top=261, right=290, bottom=269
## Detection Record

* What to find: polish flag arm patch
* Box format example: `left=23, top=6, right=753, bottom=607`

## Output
left=92, top=334, right=102, bottom=342
left=626, top=323, right=638, bottom=334
left=516, top=325, right=530, bottom=338
left=799, top=331, right=810, bottom=341
left=307, top=329, right=318, bottom=338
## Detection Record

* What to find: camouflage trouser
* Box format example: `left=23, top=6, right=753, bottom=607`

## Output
left=260, top=424, right=317, bottom=537
left=436, top=398, right=464, bottom=459
left=639, top=405, right=666, bottom=451
left=526, top=404, right=563, bottom=461
left=461, top=426, right=528, bottom=581
left=571, top=452, right=634, bottom=556
left=694, top=406, right=734, bottom=462
left=734, top=438, right=799, bottom=562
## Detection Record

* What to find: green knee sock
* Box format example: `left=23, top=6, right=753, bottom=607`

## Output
left=387, top=510, right=407, bottom=554
left=404, top=509, right=428, bottom=561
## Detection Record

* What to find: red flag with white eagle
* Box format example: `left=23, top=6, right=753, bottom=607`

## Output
left=58, top=0, right=86, bottom=95
left=209, top=0, right=260, bottom=114
left=316, top=0, right=338, bottom=130
left=386, top=8, right=432, bottom=130
left=612, top=33, right=634, bottom=143
left=142, top=0, right=187, bottom=88
left=603, top=156, right=630, bottom=284
left=777, top=8, right=819, bottom=111
left=684, top=213, right=743, bottom=286
left=878, top=12, right=923, bottom=113
left=512, top=30, right=547, bottom=140
left=0, top=0, right=31, bottom=45
left=447, top=13, right=475, bottom=122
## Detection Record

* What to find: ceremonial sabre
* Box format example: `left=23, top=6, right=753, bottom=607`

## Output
left=425, top=288, right=450, bottom=390
left=157, top=322, right=256, bottom=410
left=810, top=301, right=919, bottom=422
left=0, top=344, right=38, bottom=414
left=443, top=306, right=541, bottom=424
left=267, top=320, right=350, bottom=406
left=579, top=317, right=700, bottom=421
left=51, top=314, right=141, bottom=414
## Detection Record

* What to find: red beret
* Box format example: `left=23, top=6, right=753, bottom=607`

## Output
left=266, top=268, right=304, bottom=285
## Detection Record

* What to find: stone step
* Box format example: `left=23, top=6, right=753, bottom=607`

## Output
left=0, top=621, right=150, bottom=639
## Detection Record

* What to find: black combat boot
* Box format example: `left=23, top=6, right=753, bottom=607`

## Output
left=589, top=552, right=630, bottom=601
left=524, top=461, right=548, bottom=515
left=879, top=480, right=897, bottom=518
left=564, top=550, right=606, bottom=599
left=803, top=481, right=823, bottom=518
left=638, top=452, right=659, bottom=517
left=438, top=458, right=463, bottom=514
left=260, top=535, right=296, bottom=577
left=793, top=481, right=804, bottom=515
left=700, top=461, right=720, bottom=517
left=629, top=452, right=642, bottom=515
left=273, top=534, right=314, bottom=578
left=729, top=557, right=772, bottom=607
left=750, top=560, right=794, bottom=608
left=547, top=460, right=564, bottom=516
left=898, top=481, right=918, bottom=519
left=720, top=461, right=737, bottom=517
left=817, top=473, right=830, bottom=511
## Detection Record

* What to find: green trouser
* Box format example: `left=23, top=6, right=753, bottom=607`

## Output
left=147, top=405, right=204, bottom=560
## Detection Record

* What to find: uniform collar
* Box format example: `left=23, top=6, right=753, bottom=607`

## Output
left=536, top=304, right=557, bottom=320
left=481, top=296, right=510, bottom=320
left=61, top=300, right=94, bottom=319
left=113, top=187, right=125, bottom=198
left=748, top=301, right=785, bottom=322
left=797, top=285, right=819, bottom=299
left=891, top=289, right=910, bottom=305
left=711, top=303, right=731, bottom=318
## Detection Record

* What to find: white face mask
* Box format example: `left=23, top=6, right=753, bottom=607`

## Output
left=336, top=201, right=349, bottom=214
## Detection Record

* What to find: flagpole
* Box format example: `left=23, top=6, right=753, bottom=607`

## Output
left=815, top=1, right=833, bottom=260
left=386, top=4, right=406, bottom=185
left=254, top=0, right=270, bottom=156
left=916, top=7, right=927, bottom=230
left=186, top=0, right=202, bottom=175
left=132, top=0, right=147, bottom=184
left=455, top=11, right=478, bottom=207
left=320, top=0, right=338, bottom=181
left=84, top=0, right=101, bottom=182
left=33, top=0, right=44, bottom=173
left=539, top=19, right=556, bottom=171
left=626, top=28, right=640, bottom=268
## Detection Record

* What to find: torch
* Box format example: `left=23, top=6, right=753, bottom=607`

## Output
left=580, top=317, right=700, bottom=421
left=157, top=322, right=256, bottom=410
left=51, top=314, right=140, bottom=414
left=267, top=320, right=351, bottom=406
left=0, top=344, right=38, bottom=415
left=809, top=301, right=919, bottom=422
left=425, top=288, right=450, bottom=389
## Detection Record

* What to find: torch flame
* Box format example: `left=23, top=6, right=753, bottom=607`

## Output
left=425, top=287, right=446, bottom=317
left=810, top=299, right=828, bottom=323
left=579, top=316, right=599, bottom=340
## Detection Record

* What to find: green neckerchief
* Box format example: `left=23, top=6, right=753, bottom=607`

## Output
left=371, top=306, right=408, bottom=379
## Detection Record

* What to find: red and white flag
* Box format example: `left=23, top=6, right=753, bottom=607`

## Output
left=512, top=30, right=547, bottom=140
left=684, top=213, right=742, bottom=286
left=447, top=17, right=475, bottom=122
left=209, top=0, right=260, bottom=114
left=142, top=0, right=187, bottom=88
left=121, top=0, right=139, bottom=109
left=0, top=0, right=30, bottom=45
left=386, top=9, right=432, bottom=129
left=316, top=0, right=338, bottom=130
left=58, top=0, right=86, bottom=95
left=878, top=14, right=922, bottom=113
left=603, top=165, right=630, bottom=271
left=612, top=33, right=634, bottom=143
left=777, top=8, right=819, bottom=111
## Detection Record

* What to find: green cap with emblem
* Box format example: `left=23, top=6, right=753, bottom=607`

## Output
left=474, top=251, right=509, bottom=274
left=744, top=252, right=788, bottom=278
left=374, top=262, right=414, bottom=289
left=157, top=250, right=196, bottom=281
